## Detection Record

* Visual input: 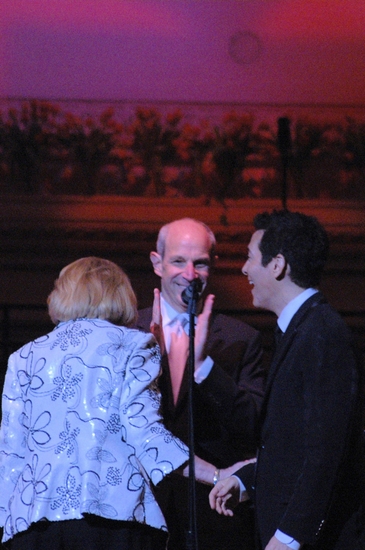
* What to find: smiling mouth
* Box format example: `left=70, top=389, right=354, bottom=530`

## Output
left=177, top=285, right=190, bottom=294
left=177, top=284, right=190, bottom=295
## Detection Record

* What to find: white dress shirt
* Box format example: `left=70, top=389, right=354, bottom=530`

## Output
left=160, top=295, right=213, bottom=383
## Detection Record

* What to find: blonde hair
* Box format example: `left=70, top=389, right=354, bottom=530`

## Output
left=47, top=257, right=137, bottom=326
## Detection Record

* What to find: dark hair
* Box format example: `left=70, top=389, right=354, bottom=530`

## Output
left=253, top=210, right=329, bottom=288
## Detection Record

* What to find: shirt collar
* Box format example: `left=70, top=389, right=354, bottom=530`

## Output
left=160, top=294, right=187, bottom=327
left=277, top=288, right=318, bottom=333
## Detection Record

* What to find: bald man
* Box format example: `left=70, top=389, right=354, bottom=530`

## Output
left=137, top=218, right=265, bottom=550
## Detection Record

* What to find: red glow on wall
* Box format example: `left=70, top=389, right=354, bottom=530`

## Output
left=1, top=0, right=365, bottom=103
left=258, top=0, right=365, bottom=40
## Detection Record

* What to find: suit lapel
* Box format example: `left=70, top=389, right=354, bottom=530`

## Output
left=260, top=292, right=327, bottom=424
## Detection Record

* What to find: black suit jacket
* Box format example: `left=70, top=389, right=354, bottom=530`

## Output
left=136, top=306, right=266, bottom=549
left=137, top=307, right=265, bottom=466
left=238, top=292, right=365, bottom=549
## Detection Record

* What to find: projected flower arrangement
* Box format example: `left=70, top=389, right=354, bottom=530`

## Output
left=0, top=100, right=364, bottom=201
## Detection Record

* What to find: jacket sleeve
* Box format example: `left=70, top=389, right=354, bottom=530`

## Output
left=119, top=330, right=189, bottom=486
left=234, top=461, right=256, bottom=500
left=196, top=323, right=265, bottom=451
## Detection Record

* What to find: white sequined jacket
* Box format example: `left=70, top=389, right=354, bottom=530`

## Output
left=0, top=319, right=189, bottom=543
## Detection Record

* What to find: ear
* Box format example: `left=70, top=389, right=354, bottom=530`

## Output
left=150, top=251, right=163, bottom=277
left=272, top=253, right=287, bottom=281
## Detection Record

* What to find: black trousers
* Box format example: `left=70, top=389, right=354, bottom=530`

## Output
left=4, top=515, right=168, bottom=550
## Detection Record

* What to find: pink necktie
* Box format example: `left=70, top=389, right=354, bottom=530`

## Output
left=169, top=315, right=189, bottom=404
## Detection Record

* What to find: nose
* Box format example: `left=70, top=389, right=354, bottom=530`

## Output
left=241, top=261, right=248, bottom=276
left=184, top=261, right=197, bottom=281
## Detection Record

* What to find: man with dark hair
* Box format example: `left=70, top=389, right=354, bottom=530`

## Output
left=210, top=210, right=365, bottom=550
left=137, top=217, right=265, bottom=550
left=254, top=210, right=328, bottom=288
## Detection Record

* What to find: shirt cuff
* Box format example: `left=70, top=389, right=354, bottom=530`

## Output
left=233, top=475, right=249, bottom=502
left=275, top=529, right=301, bottom=549
left=194, top=356, right=214, bottom=383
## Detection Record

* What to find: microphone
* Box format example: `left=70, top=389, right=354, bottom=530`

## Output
left=181, top=279, right=203, bottom=305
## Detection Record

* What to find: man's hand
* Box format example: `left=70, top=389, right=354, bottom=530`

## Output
left=265, top=535, right=293, bottom=550
left=194, top=294, right=214, bottom=368
left=209, top=476, right=240, bottom=517
left=149, top=288, right=165, bottom=354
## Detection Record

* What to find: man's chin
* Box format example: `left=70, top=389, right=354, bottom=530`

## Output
left=169, top=296, right=188, bottom=313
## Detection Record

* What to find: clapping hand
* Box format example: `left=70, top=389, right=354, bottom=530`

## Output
left=194, top=293, right=215, bottom=369
left=150, top=288, right=165, bottom=354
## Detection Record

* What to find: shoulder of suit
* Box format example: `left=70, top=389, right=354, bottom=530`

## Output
left=211, top=311, right=260, bottom=336
left=296, top=294, right=347, bottom=332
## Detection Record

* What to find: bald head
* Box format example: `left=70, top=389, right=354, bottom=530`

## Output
left=150, top=218, right=216, bottom=312
left=156, top=218, right=216, bottom=260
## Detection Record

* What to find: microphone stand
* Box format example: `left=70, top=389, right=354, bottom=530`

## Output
left=183, top=281, right=201, bottom=550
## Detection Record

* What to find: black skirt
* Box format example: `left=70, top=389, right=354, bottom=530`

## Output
left=4, top=515, right=168, bottom=550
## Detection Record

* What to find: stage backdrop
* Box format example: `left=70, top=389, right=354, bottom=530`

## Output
left=0, top=0, right=365, bottom=105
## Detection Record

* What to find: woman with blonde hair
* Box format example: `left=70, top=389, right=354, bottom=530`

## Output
left=0, top=257, right=225, bottom=550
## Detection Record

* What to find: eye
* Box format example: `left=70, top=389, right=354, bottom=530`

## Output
left=195, top=261, right=210, bottom=270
